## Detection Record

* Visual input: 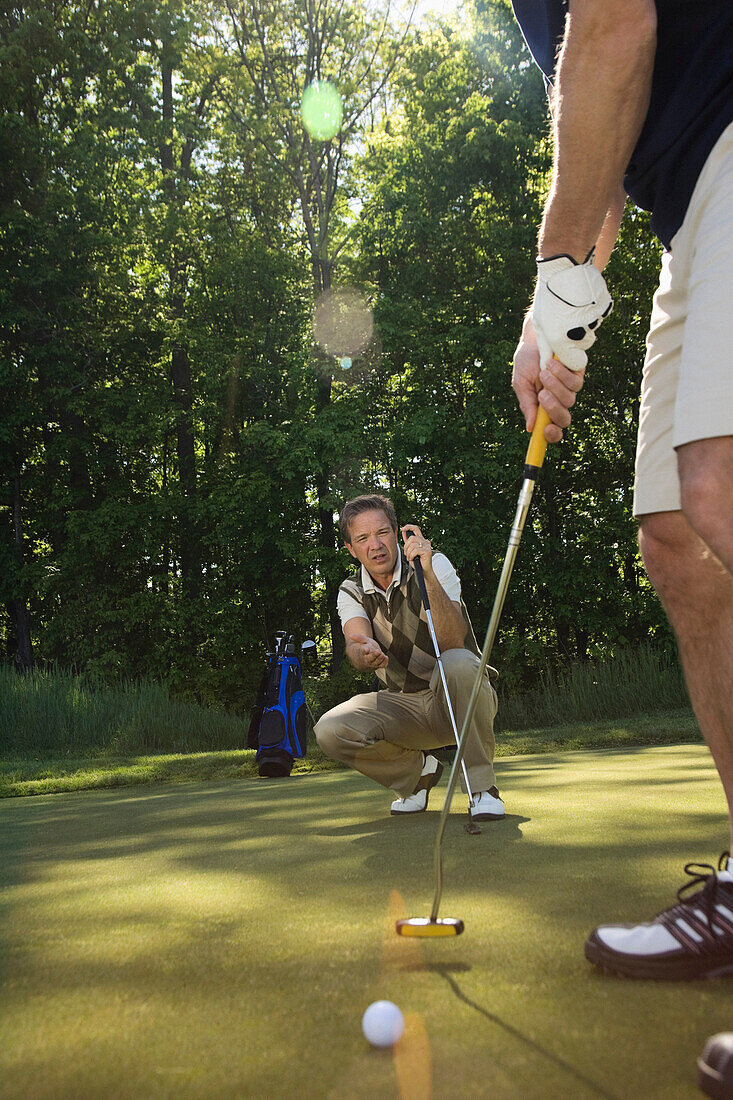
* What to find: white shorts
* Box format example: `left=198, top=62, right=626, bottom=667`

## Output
left=633, top=122, right=733, bottom=517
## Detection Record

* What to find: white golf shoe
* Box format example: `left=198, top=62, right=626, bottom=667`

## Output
left=390, top=754, right=443, bottom=815
left=469, top=786, right=505, bottom=821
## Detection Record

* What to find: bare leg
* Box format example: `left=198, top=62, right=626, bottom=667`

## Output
left=639, top=437, right=733, bottom=846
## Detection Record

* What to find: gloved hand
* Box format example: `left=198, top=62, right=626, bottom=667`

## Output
left=532, top=251, right=613, bottom=371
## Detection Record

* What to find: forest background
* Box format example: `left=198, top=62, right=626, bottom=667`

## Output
left=0, top=0, right=677, bottom=732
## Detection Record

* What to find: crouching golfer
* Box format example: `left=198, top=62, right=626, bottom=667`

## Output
left=314, top=494, right=504, bottom=820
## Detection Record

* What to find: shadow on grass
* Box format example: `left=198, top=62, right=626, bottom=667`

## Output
left=1, top=756, right=726, bottom=919
left=1, top=748, right=728, bottom=1100
left=432, top=964, right=620, bottom=1100
left=314, top=813, right=530, bottom=840
left=389, top=955, right=619, bottom=1098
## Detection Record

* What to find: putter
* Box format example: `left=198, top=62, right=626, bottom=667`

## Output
left=404, top=529, right=480, bottom=836
left=397, top=405, right=553, bottom=937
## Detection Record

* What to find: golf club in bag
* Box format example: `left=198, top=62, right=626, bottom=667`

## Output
left=248, top=632, right=317, bottom=778
left=404, top=529, right=481, bottom=836
left=397, top=404, right=553, bottom=937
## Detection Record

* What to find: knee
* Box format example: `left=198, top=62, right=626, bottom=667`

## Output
left=313, top=714, right=340, bottom=757
left=638, top=511, right=710, bottom=603
left=439, top=648, right=481, bottom=692
left=680, top=467, right=721, bottom=543
left=678, top=440, right=733, bottom=562
left=440, top=648, right=475, bottom=677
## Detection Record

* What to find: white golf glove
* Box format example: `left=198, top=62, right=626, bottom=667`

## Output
left=532, top=252, right=613, bottom=371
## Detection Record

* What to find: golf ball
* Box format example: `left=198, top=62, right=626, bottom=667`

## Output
left=339, top=355, right=352, bottom=370
left=361, top=1000, right=405, bottom=1048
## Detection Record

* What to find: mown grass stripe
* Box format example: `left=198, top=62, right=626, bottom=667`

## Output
left=1, top=709, right=700, bottom=798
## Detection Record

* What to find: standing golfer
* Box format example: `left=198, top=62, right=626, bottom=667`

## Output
left=510, top=0, right=733, bottom=979
left=314, top=494, right=505, bottom=820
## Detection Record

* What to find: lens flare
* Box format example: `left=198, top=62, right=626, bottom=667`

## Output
left=313, top=287, right=374, bottom=359
left=301, top=81, right=343, bottom=141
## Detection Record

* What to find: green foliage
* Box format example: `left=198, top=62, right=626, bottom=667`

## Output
left=0, top=0, right=319, bottom=696
left=302, top=660, right=375, bottom=720
left=495, top=645, right=689, bottom=732
left=0, top=664, right=250, bottom=753
left=353, top=2, right=669, bottom=683
left=0, top=0, right=675, bottom=732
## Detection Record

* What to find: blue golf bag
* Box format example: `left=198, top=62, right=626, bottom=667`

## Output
left=248, top=632, right=309, bottom=777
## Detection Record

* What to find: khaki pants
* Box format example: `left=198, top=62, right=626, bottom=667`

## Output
left=634, top=122, right=733, bottom=516
left=314, top=649, right=498, bottom=799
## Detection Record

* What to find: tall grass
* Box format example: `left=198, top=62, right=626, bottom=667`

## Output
left=0, top=665, right=250, bottom=754
left=1, top=645, right=690, bottom=759
left=495, top=644, right=689, bottom=732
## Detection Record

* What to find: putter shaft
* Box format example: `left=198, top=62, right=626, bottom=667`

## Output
left=405, top=531, right=476, bottom=818
left=428, top=407, right=552, bottom=922
left=422, top=605, right=475, bottom=814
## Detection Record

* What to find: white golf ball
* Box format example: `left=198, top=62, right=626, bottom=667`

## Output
left=361, top=1000, right=405, bottom=1048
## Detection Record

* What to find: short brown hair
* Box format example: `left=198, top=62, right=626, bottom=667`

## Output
left=339, top=494, right=397, bottom=542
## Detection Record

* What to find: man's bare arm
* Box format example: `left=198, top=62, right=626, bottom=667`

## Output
left=401, top=526, right=467, bottom=651
left=593, top=185, right=627, bottom=273
left=422, top=577, right=467, bottom=652
left=511, top=3, right=655, bottom=445
left=538, top=0, right=656, bottom=261
left=343, top=618, right=389, bottom=672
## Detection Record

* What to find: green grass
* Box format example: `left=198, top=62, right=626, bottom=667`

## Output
left=495, top=644, right=689, bottom=731
left=0, top=744, right=335, bottom=798
left=0, top=750, right=261, bottom=798
left=0, top=653, right=700, bottom=800
left=496, top=707, right=700, bottom=756
left=0, top=663, right=251, bottom=755
left=1, top=644, right=689, bottom=759
left=0, top=745, right=729, bottom=1100
left=1, top=709, right=701, bottom=798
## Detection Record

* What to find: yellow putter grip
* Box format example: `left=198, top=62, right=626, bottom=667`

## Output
left=524, top=355, right=565, bottom=469
left=525, top=405, right=551, bottom=469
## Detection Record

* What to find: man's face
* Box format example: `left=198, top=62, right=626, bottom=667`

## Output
left=345, top=509, right=399, bottom=588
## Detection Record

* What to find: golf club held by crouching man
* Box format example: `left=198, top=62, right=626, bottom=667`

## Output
left=313, top=494, right=505, bottom=841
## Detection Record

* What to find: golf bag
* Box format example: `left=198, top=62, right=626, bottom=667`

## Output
left=248, top=633, right=309, bottom=778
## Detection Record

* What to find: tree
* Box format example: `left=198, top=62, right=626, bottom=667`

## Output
left=0, top=0, right=319, bottom=694
left=354, top=0, right=667, bottom=686
left=0, top=0, right=115, bottom=669
left=0, top=0, right=671, bottom=713
left=219, top=0, right=414, bottom=665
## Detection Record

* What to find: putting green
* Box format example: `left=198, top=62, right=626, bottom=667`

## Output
left=1, top=745, right=729, bottom=1099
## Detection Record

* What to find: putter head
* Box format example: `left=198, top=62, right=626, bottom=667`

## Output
left=396, top=917, right=464, bottom=938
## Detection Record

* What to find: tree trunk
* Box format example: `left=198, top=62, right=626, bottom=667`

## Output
left=170, top=329, right=200, bottom=601
left=10, top=471, right=34, bottom=671
left=314, top=364, right=344, bottom=668
left=317, top=469, right=344, bottom=670
left=542, top=472, right=573, bottom=663
left=309, top=246, right=344, bottom=667
left=161, top=51, right=200, bottom=603
left=161, top=432, right=170, bottom=596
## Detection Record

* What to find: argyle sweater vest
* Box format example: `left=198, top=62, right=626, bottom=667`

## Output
left=339, top=551, right=488, bottom=693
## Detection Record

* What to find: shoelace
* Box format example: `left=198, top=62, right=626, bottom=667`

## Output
left=668, top=851, right=732, bottom=943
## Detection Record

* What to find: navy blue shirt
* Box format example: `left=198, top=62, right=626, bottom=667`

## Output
left=511, top=1, right=733, bottom=249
